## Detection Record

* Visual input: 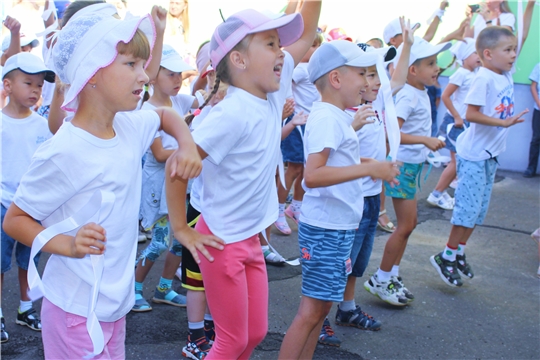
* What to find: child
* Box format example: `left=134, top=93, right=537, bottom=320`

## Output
left=1, top=52, right=54, bottom=343
left=430, top=26, right=529, bottom=287
left=523, top=62, right=540, bottom=177
left=167, top=3, right=322, bottom=358
left=1, top=16, right=39, bottom=66
left=279, top=40, right=400, bottom=359
left=2, top=9, right=217, bottom=359
left=132, top=43, right=200, bottom=312
left=365, top=37, right=449, bottom=306
left=427, top=38, right=481, bottom=210
left=275, top=31, right=323, bottom=234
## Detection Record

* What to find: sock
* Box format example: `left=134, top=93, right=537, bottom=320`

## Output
left=291, top=200, right=302, bottom=211
left=261, top=245, right=269, bottom=252
left=19, top=300, right=32, bottom=313
left=188, top=322, right=205, bottom=342
left=204, top=319, right=215, bottom=341
left=188, top=320, right=205, bottom=330
left=0, top=307, right=3, bottom=318
left=376, top=268, right=392, bottom=283
left=204, top=314, right=213, bottom=321
left=457, top=243, right=466, bottom=256
left=278, top=203, right=285, bottom=215
left=390, top=265, right=400, bottom=277
left=339, top=299, right=356, bottom=312
left=432, top=190, right=442, bottom=197
left=135, top=281, right=144, bottom=300
left=442, top=244, right=458, bottom=262
left=158, top=277, right=173, bottom=291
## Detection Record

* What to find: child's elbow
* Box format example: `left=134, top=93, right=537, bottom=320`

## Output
left=303, top=173, right=317, bottom=189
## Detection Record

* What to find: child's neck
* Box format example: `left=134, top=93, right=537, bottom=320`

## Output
left=71, top=98, right=116, bottom=139
left=482, top=62, right=504, bottom=75
left=406, top=78, right=426, bottom=91
left=2, top=100, right=32, bottom=119
left=463, top=63, right=475, bottom=72
left=148, top=88, right=173, bottom=107
left=321, top=93, right=347, bottom=111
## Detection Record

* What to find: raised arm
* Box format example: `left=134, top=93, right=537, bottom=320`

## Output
left=391, top=17, right=415, bottom=95
left=1, top=16, right=21, bottom=66
left=423, top=1, right=449, bottom=42
left=519, top=0, right=536, bottom=49
left=284, top=0, right=322, bottom=67
left=145, top=6, right=167, bottom=82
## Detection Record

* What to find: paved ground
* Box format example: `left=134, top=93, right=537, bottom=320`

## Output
left=1, top=167, right=539, bottom=359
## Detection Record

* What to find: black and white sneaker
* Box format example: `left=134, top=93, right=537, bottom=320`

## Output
left=430, top=252, right=463, bottom=287
left=456, top=254, right=474, bottom=278
left=391, top=275, right=415, bottom=302
left=16, top=308, right=41, bottom=331
left=364, top=273, right=408, bottom=306
left=1, top=317, right=8, bottom=343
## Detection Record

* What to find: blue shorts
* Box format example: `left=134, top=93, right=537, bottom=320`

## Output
left=350, top=195, right=380, bottom=277
left=298, top=222, right=355, bottom=302
left=439, top=113, right=469, bottom=153
left=281, top=114, right=305, bottom=164
left=451, top=156, right=498, bottom=228
left=385, top=162, right=423, bottom=200
left=1, top=205, right=40, bottom=273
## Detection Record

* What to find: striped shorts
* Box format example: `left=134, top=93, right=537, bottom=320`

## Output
left=298, top=222, right=355, bottom=302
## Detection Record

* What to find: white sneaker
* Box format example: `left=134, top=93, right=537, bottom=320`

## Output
left=138, top=231, right=147, bottom=243
left=391, top=275, right=414, bottom=302
left=442, top=191, right=455, bottom=206
left=364, top=274, right=408, bottom=306
left=427, top=191, right=454, bottom=210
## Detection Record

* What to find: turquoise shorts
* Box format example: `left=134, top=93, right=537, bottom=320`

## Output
left=385, top=162, right=423, bottom=200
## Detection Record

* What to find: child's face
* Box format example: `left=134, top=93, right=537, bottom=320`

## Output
left=463, top=51, right=482, bottom=70
left=21, top=45, right=33, bottom=53
left=411, top=55, right=440, bottom=87
left=301, top=40, right=321, bottom=63
left=485, top=36, right=517, bottom=73
left=243, top=29, right=285, bottom=98
left=156, top=67, right=183, bottom=96
left=3, top=70, right=44, bottom=108
left=363, top=65, right=380, bottom=102
left=340, top=66, right=369, bottom=107
left=389, top=34, right=403, bottom=48
left=94, top=53, right=149, bottom=111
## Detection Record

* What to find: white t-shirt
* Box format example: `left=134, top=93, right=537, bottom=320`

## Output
left=530, top=63, right=540, bottom=111
left=394, top=84, right=431, bottom=163
left=292, top=62, right=320, bottom=115
left=41, top=38, right=55, bottom=107
left=13, top=110, right=160, bottom=321
left=1, top=112, right=51, bottom=208
left=300, top=101, right=363, bottom=230
left=473, top=12, right=515, bottom=39
left=447, top=67, right=476, bottom=119
left=189, top=105, right=212, bottom=212
left=345, top=97, right=386, bottom=197
left=141, top=94, right=195, bottom=150
left=457, top=67, right=514, bottom=161
left=191, top=52, right=294, bottom=244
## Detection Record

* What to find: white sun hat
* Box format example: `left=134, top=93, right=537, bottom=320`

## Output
left=53, top=11, right=155, bottom=111
left=450, top=37, right=476, bottom=65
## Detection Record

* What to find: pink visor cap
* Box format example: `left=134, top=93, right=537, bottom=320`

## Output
left=209, top=9, right=304, bottom=68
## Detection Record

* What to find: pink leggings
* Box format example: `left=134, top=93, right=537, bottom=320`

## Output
left=41, top=297, right=126, bottom=359
left=195, top=216, right=268, bottom=359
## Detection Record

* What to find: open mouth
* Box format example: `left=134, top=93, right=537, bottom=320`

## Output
left=132, top=89, right=143, bottom=96
left=274, top=64, right=283, bottom=77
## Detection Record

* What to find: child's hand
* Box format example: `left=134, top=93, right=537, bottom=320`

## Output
left=400, top=17, right=417, bottom=47
left=175, top=226, right=225, bottom=263
left=71, top=223, right=106, bottom=258
left=373, top=161, right=401, bottom=186
left=424, top=137, right=445, bottom=151
left=3, top=16, right=21, bottom=35
left=454, top=117, right=464, bottom=128
left=352, top=105, right=376, bottom=131
left=440, top=1, right=449, bottom=10
left=151, top=5, right=168, bottom=35
left=290, top=111, right=308, bottom=126
left=167, top=144, right=202, bottom=180
left=282, top=98, right=295, bottom=120
left=503, top=109, right=529, bottom=128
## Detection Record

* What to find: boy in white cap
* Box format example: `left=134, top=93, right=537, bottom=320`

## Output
left=1, top=52, right=54, bottom=343
left=279, top=40, right=399, bottom=360
left=365, top=37, right=449, bottom=306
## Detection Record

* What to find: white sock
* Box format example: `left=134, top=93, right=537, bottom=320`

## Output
left=457, top=243, right=466, bottom=256
left=188, top=321, right=204, bottom=330
left=442, top=244, right=457, bottom=262
left=278, top=203, right=285, bottom=215
left=291, top=200, right=302, bottom=211
left=204, top=313, right=213, bottom=321
left=390, top=265, right=400, bottom=277
left=339, top=299, right=356, bottom=312
left=376, top=268, right=392, bottom=283
left=0, top=307, right=3, bottom=318
left=19, top=300, right=32, bottom=313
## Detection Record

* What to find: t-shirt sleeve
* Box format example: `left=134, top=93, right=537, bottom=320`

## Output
left=292, top=65, right=308, bottom=84
left=191, top=105, right=247, bottom=165
left=305, top=117, right=343, bottom=155
left=530, top=64, right=540, bottom=83
left=172, top=94, right=196, bottom=116
left=449, top=69, right=466, bottom=87
left=394, top=89, right=415, bottom=121
left=499, top=13, right=515, bottom=30
left=464, top=74, right=488, bottom=107
left=13, top=157, right=78, bottom=221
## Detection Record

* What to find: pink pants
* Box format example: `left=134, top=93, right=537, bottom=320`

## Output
left=195, top=216, right=268, bottom=359
left=41, top=297, right=126, bottom=359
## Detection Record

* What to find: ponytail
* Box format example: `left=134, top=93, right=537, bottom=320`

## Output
left=185, top=75, right=221, bottom=126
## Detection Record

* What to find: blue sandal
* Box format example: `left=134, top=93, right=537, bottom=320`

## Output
left=132, top=290, right=152, bottom=312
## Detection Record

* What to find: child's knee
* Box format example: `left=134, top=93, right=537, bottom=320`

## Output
left=138, top=240, right=168, bottom=264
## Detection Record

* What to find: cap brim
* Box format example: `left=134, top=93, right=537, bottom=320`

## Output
left=248, top=13, right=304, bottom=47
left=20, top=69, right=55, bottom=83
left=161, top=58, right=194, bottom=73
left=413, top=42, right=452, bottom=66
left=345, top=52, right=380, bottom=68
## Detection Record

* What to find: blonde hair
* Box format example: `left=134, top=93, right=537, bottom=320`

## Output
left=116, top=28, right=151, bottom=61
left=167, top=0, right=190, bottom=43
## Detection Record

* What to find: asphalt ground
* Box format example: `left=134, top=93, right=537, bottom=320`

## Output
left=1, top=167, right=539, bottom=359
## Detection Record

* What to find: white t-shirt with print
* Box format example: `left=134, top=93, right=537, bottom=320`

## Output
left=530, top=63, right=540, bottom=111
left=191, top=52, right=294, bottom=244
left=13, top=110, right=160, bottom=322
left=394, top=83, right=431, bottom=164
left=1, top=112, right=52, bottom=208
left=301, top=101, right=363, bottom=230
left=473, top=12, right=515, bottom=39
left=292, top=62, right=320, bottom=115
left=447, top=67, right=476, bottom=119
left=457, top=67, right=514, bottom=161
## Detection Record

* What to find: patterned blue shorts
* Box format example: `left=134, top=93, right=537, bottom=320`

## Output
left=385, top=162, right=423, bottom=200
left=298, top=222, right=355, bottom=302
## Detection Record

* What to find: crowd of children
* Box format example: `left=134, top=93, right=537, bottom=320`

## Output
left=0, top=0, right=538, bottom=359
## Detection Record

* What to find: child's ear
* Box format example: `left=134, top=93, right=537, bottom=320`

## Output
left=229, top=50, right=247, bottom=70
left=87, top=75, right=97, bottom=87
left=3, top=78, right=12, bottom=94
left=483, top=49, right=492, bottom=61
left=328, top=70, right=342, bottom=90
left=409, top=65, right=417, bottom=77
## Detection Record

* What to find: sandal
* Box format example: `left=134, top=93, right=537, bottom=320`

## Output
left=262, top=246, right=285, bottom=266
left=132, top=290, right=152, bottom=312
left=377, top=209, right=395, bottom=233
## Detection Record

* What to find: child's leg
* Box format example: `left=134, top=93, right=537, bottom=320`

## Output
left=277, top=163, right=303, bottom=204
left=292, top=168, right=305, bottom=201
left=433, top=151, right=457, bottom=193
left=279, top=296, right=331, bottom=360
left=134, top=216, right=171, bottom=282
left=152, top=239, right=185, bottom=306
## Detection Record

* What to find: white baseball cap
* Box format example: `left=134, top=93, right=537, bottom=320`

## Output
left=308, top=40, right=380, bottom=83
left=161, top=44, right=194, bottom=73
left=1, top=33, right=40, bottom=52
left=407, top=36, right=451, bottom=67
left=2, top=52, right=55, bottom=82
left=383, top=18, right=402, bottom=45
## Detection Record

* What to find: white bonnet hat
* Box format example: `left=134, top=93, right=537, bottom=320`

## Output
left=450, top=37, right=476, bottom=65
left=53, top=11, right=155, bottom=111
